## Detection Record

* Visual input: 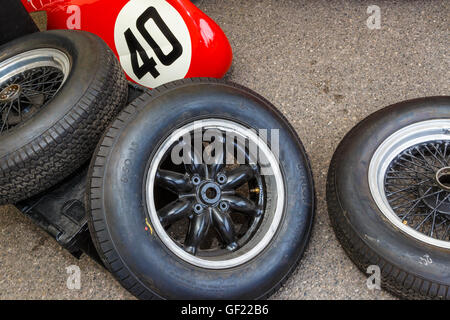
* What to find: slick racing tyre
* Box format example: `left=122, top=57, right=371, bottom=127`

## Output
left=87, top=78, right=315, bottom=299
left=327, top=96, right=450, bottom=299
left=0, top=30, right=128, bottom=204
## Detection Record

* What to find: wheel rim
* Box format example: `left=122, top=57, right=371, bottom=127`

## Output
left=145, top=119, right=285, bottom=269
left=0, top=49, right=70, bottom=134
left=369, top=120, right=450, bottom=249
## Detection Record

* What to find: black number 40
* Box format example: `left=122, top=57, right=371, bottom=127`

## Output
left=124, top=7, right=183, bottom=79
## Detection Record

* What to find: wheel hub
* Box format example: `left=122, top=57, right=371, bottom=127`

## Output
left=0, top=84, right=21, bottom=102
left=436, top=167, right=450, bottom=192
left=198, top=181, right=222, bottom=205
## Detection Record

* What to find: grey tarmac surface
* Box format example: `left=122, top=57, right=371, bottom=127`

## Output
left=0, top=0, right=448, bottom=299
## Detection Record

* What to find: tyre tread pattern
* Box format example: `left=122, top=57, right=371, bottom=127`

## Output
left=0, top=36, right=128, bottom=204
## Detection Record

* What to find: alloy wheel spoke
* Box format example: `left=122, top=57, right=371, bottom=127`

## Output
left=211, top=208, right=237, bottom=250
left=156, top=169, right=192, bottom=194
left=221, top=165, right=254, bottom=190
left=222, top=194, right=261, bottom=217
left=177, top=138, right=206, bottom=177
left=184, top=212, right=210, bottom=255
left=206, top=131, right=226, bottom=178
left=158, top=199, right=193, bottom=227
left=208, top=148, right=225, bottom=178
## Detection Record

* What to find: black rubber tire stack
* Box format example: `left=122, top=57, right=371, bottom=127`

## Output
left=0, top=30, right=128, bottom=205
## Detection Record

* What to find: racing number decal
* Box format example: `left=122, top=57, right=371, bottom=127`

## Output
left=124, top=7, right=183, bottom=79
left=115, top=0, right=192, bottom=88
left=124, top=28, right=159, bottom=79
left=136, top=7, right=183, bottom=67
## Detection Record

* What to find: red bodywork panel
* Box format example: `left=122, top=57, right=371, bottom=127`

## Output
left=21, top=0, right=232, bottom=88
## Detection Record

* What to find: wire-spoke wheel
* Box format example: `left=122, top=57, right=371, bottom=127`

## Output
left=0, top=49, right=69, bottom=134
left=369, top=120, right=450, bottom=248
left=327, top=96, right=450, bottom=300
left=87, top=79, right=315, bottom=299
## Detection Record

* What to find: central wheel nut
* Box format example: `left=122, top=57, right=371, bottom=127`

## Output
left=436, top=167, right=450, bottom=192
left=199, top=182, right=221, bottom=205
left=0, top=84, right=21, bottom=102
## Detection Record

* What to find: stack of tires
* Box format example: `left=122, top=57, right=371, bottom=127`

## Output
left=4, top=29, right=446, bottom=302
left=0, top=30, right=316, bottom=299
left=0, top=30, right=128, bottom=205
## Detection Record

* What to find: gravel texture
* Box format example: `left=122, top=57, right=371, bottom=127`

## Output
left=0, top=0, right=448, bottom=300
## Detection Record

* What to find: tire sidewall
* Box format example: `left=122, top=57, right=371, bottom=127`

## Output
left=95, top=83, right=314, bottom=299
left=333, top=96, right=450, bottom=286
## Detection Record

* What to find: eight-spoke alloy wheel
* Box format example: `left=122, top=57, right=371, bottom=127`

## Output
left=147, top=119, right=284, bottom=269
left=87, top=79, right=315, bottom=299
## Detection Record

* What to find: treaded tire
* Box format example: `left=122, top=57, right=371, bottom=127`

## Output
left=327, top=96, right=450, bottom=300
left=87, top=78, right=315, bottom=299
left=0, top=30, right=128, bottom=204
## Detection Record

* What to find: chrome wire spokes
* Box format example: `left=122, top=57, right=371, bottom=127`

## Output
left=384, top=141, right=450, bottom=242
left=369, top=119, right=450, bottom=249
left=0, top=66, right=64, bottom=133
left=0, top=49, right=70, bottom=134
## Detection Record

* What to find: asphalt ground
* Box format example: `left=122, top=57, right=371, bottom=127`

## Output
left=0, top=0, right=448, bottom=299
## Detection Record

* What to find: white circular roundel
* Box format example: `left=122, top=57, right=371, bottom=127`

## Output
left=114, top=0, right=192, bottom=88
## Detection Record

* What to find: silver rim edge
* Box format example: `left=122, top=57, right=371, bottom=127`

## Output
left=368, top=119, right=450, bottom=249
left=145, top=119, right=285, bottom=269
left=0, top=49, right=71, bottom=85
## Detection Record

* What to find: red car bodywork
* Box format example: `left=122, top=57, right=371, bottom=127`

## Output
left=21, top=0, right=232, bottom=88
